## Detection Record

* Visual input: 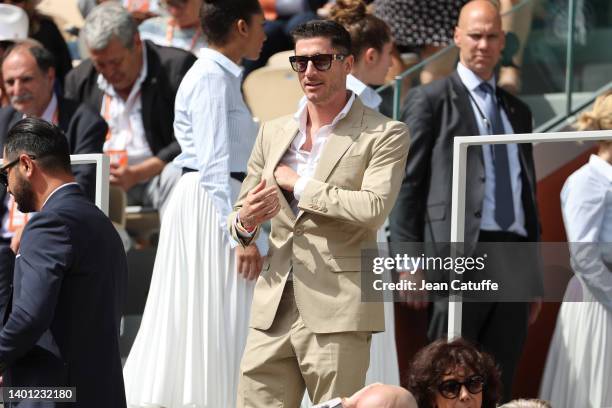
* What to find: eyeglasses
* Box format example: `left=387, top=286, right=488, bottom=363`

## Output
left=0, top=155, right=35, bottom=188
left=289, top=54, right=345, bottom=73
left=437, top=375, right=485, bottom=399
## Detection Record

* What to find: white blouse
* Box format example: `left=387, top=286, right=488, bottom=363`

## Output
left=173, top=48, right=258, bottom=239
left=561, top=154, right=612, bottom=310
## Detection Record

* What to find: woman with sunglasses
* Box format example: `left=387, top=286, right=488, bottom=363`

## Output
left=138, top=0, right=206, bottom=56
left=407, top=338, right=502, bottom=408
left=122, top=0, right=266, bottom=407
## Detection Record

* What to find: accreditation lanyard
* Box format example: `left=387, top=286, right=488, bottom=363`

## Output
left=102, top=93, right=140, bottom=167
left=165, top=19, right=202, bottom=52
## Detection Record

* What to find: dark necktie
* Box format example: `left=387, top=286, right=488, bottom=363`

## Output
left=478, top=82, right=515, bottom=230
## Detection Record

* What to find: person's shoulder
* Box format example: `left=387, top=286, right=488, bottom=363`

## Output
left=61, top=97, right=105, bottom=124
left=147, top=40, right=196, bottom=66
left=360, top=103, right=409, bottom=135
left=498, top=86, right=531, bottom=114
left=66, top=59, right=96, bottom=84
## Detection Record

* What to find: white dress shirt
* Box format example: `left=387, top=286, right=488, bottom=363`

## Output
left=1, top=94, right=59, bottom=239
left=98, top=43, right=153, bottom=166
left=174, top=48, right=258, bottom=241
left=283, top=92, right=356, bottom=214
left=561, top=154, right=612, bottom=310
left=457, top=62, right=527, bottom=237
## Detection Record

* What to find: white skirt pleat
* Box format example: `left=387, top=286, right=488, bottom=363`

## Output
left=123, top=173, right=254, bottom=407
left=540, top=277, right=612, bottom=408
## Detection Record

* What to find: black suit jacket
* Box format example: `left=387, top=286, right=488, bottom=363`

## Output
left=64, top=41, right=196, bottom=164
left=0, top=98, right=107, bottom=219
left=0, top=184, right=127, bottom=408
left=390, top=71, right=540, bottom=255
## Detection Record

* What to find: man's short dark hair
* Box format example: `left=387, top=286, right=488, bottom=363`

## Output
left=3, top=43, right=56, bottom=73
left=291, top=20, right=352, bottom=56
left=5, top=118, right=72, bottom=174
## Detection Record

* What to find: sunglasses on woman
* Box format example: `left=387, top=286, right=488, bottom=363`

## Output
left=289, top=54, right=346, bottom=73
left=437, top=375, right=485, bottom=399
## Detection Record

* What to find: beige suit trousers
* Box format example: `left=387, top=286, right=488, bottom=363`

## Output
left=237, top=283, right=372, bottom=407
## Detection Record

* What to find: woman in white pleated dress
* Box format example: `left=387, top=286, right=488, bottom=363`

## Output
left=122, top=1, right=267, bottom=406
left=539, top=92, right=612, bottom=408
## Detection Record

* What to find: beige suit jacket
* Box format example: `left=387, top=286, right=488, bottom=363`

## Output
left=228, top=98, right=410, bottom=334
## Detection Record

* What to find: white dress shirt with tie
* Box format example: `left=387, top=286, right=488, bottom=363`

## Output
left=457, top=62, right=527, bottom=237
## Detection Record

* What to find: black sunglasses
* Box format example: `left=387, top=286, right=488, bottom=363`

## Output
left=437, top=375, right=485, bottom=399
left=289, top=54, right=346, bottom=73
left=0, top=155, right=36, bottom=188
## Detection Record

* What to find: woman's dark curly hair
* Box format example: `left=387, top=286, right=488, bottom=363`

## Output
left=406, top=338, right=501, bottom=408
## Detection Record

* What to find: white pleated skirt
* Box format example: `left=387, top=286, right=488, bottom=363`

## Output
left=540, top=276, right=612, bottom=408
left=123, top=172, right=254, bottom=408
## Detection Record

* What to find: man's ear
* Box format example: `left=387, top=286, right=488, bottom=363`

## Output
left=344, top=54, right=354, bottom=74
left=20, top=154, right=35, bottom=177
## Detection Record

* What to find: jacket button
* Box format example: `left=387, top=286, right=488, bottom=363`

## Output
left=295, top=228, right=304, bottom=236
left=480, top=176, right=486, bottom=183
left=474, top=211, right=482, bottom=218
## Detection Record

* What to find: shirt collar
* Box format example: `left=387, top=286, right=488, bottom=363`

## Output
left=40, top=93, right=58, bottom=123
left=294, top=91, right=356, bottom=132
left=457, top=62, right=496, bottom=93
left=589, top=154, right=612, bottom=183
left=23, top=93, right=57, bottom=122
left=41, top=182, right=80, bottom=209
left=347, top=74, right=382, bottom=110
left=97, top=41, right=149, bottom=98
left=199, top=47, right=243, bottom=79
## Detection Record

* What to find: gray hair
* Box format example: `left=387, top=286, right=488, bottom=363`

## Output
left=82, top=2, right=137, bottom=51
left=499, top=399, right=552, bottom=408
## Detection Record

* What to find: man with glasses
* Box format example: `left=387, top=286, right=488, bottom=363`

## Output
left=65, top=3, right=195, bottom=216
left=0, top=41, right=106, bottom=322
left=229, top=20, right=410, bottom=406
left=0, top=117, right=128, bottom=407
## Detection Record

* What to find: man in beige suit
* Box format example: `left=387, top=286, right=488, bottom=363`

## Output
left=228, top=20, right=410, bottom=407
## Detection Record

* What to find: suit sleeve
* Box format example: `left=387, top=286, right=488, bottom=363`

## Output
left=297, top=122, right=410, bottom=229
left=70, top=107, right=107, bottom=201
left=389, top=87, right=436, bottom=243
left=227, top=122, right=266, bottom=247
left=0, top=212, right=73, bottom=372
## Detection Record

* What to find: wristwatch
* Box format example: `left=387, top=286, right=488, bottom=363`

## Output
left=312, top=397, right=343, bottom=408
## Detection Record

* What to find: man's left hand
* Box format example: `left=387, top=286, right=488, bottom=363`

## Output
left=110, top=163, right=140, bottom=192
left=274, top=164, right=299, bottom=192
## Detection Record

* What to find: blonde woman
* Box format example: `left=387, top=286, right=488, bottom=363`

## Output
left=540, top=92, right=612, bottom=408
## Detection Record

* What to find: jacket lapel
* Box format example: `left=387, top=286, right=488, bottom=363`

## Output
left=293, top=97, right=364, bottom=224
left=312, top=98, right=364, bottom=183
left=269, top=120, right=299, bottom=222
left=450, top=71, right=483, bottom=163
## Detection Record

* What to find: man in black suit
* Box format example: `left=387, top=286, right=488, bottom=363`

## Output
left=65, top=2, right=196, bottom=214
left=0, top=42, right=106, bottom=321
left=390, top=0, right=541, bottom=400
left=0, top=117, right=127, bottom=407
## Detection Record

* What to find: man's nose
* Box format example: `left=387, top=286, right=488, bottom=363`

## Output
left=304, top=60, right=318, bottom=76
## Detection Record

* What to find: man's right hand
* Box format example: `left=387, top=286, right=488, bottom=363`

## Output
left=398, top=270, right=429, bottom=310
left=238, top=180, right=280, bottom=231
left=236, top=244, right=263, bottom=281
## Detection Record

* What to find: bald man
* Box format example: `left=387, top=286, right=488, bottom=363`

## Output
left=314, top=383, right=418, bottom=408
left=390, top=0, right=541, bottom=401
